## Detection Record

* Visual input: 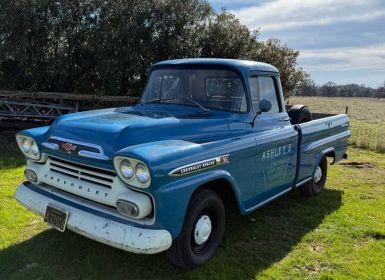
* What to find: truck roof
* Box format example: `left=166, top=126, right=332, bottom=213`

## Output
left=152, top=58, right=279, bottom=74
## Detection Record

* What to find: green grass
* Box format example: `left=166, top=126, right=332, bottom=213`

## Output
left=1, top=130, right=385, bottom=279
left=289, top=96, right=385, bottom=153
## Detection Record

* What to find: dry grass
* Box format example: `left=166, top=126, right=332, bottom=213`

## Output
left=289, top=96, right=385, bottom=153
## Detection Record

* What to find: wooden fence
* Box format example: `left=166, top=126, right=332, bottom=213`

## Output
left=0, top=90, right=140, bottom=127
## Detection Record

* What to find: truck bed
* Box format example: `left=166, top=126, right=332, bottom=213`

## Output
left=295, top=113, right=350, bottom=187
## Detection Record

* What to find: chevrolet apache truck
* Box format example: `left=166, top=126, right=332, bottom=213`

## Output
left=14, top=58, right=350, bottom=269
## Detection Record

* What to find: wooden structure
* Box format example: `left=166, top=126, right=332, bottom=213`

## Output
left=0, top=90, right=139, bottom=127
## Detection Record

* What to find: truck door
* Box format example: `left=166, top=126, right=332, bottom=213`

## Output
left=249, top=75, right=298, bottom=206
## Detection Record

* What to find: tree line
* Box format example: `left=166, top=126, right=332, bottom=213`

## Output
left=295, top=81, right=385, bottom=98
left=0, top=0, right=308, bottom=97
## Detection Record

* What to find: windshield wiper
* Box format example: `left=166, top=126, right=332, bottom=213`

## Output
left=139, top=96, right=208, bottom=111
left=179, top=96, right=208, bottom=111
left=138, top=98, right=175, bottom=105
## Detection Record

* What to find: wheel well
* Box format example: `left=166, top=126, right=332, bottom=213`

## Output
left=193, top=179, right=240, bottom=214
left=324, top=150, right=336, bottom=164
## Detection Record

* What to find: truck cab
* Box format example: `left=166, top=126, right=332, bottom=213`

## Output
left=14, top=59, right=350, bottom=269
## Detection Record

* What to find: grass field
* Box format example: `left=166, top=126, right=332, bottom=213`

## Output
left=289, top=96, right=385, bottom=152
left=1, top=96, right=385, bottom=279
left=1, top=124, right=385, bottom=279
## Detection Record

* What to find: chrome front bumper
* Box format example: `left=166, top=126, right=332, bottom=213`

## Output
left=15, top=183, right=172, bottom=254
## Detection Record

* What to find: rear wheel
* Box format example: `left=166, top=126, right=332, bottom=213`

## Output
left=300, top=157, right=328, bottom=197
left=166, top=189, right=225, bottom=269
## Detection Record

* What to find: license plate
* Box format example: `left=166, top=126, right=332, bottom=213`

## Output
left=44, top=205, right=68, bottom=232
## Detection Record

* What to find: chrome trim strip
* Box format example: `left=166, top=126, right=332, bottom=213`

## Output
left=295, top=177, right=312, bottom=187
left=247, top=187, right=292, bottom=212
left=42, top=142, right=59, bottom=150
left=169, top=154, right=230, bottom=176
left=78, top=150, right=109, bottom=160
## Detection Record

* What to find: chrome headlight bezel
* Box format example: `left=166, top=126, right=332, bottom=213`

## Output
left=114, top=156, right=151, bottom=188
left=16, top=135, right=41, bottom=160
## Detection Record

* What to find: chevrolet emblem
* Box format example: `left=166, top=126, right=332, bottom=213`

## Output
left=61, top=143, right=77, bottom=152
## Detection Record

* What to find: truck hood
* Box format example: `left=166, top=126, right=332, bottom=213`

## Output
left=46, top=105, right=232, bottom=157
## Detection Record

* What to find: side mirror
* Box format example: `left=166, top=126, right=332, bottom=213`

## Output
left=251, top=99, right=273, bottom=128
left=258, top=99, right=272, bottom=113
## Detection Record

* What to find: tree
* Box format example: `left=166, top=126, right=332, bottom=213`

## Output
left=0, top=0, right=56, bottom=91
left=248, top=38, right=309, bottom=97
left=0, top=0, right=309, bottom=97
left=199, top=11, right=256, bottom=59
left=321, top=82, right=337, bottom=97
left=295, top=79, right=317, bottom=96
left=377, top=81, right=385, bottom=98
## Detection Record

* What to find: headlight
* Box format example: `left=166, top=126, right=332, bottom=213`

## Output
left=120, top=160, right=134, bottom=179
left=22, top=139, right=31, bottom=153
left=114, top=157, right=151, bottom=188
left=31, top=142, right=39, bottom=155
left=135, top=163, right=150, bottom=183
left=16, top=135, right=40, bottom=160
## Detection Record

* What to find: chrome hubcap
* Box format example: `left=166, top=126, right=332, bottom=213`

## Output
left=314, top=166, right=322, bottom=184
left=194, top=215, right=212, bottom=245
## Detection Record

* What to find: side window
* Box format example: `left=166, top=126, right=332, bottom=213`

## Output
left=249, top=77, right=260, bottom=110
left=249, top=76, right=280, bottom=113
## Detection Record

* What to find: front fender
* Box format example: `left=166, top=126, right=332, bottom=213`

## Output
left=114, top=137, right=256, bottom=238
left=17, top=126, right=50, bottom=142
left=114, top=140, right=205, bottom=171
left=153, top=169, right=241, bottom=238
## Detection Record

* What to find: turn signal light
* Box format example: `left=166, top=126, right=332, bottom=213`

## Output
left=24, top=169, right=38, bottom=183
left=116, top=199, right=140, bottom=218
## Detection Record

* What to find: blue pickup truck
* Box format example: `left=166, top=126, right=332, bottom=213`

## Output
left=14, top=58, right=350, bottom=269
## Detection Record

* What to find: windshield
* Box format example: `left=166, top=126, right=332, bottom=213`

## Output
left=141, top=68, right=248, bottom=112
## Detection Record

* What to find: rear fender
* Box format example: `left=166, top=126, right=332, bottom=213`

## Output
left=313, top=147, right=335, bottom=175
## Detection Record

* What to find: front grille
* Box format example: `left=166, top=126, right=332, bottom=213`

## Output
left=48, top=157, right=116, bottom=189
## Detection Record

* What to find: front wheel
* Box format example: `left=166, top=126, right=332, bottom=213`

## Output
left=300, top=157, right=328, bottom=197
left=166, top=189, right=225, bottom=269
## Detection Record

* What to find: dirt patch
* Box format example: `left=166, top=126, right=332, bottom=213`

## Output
left=308, top=244, right=323, bottom=253
left=339, top=161, right=375, bottom=168
left=365, top=232, right=385, bottom=241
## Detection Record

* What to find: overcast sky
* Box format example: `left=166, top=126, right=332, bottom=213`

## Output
left=209, top=0, right=385, bottom=87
